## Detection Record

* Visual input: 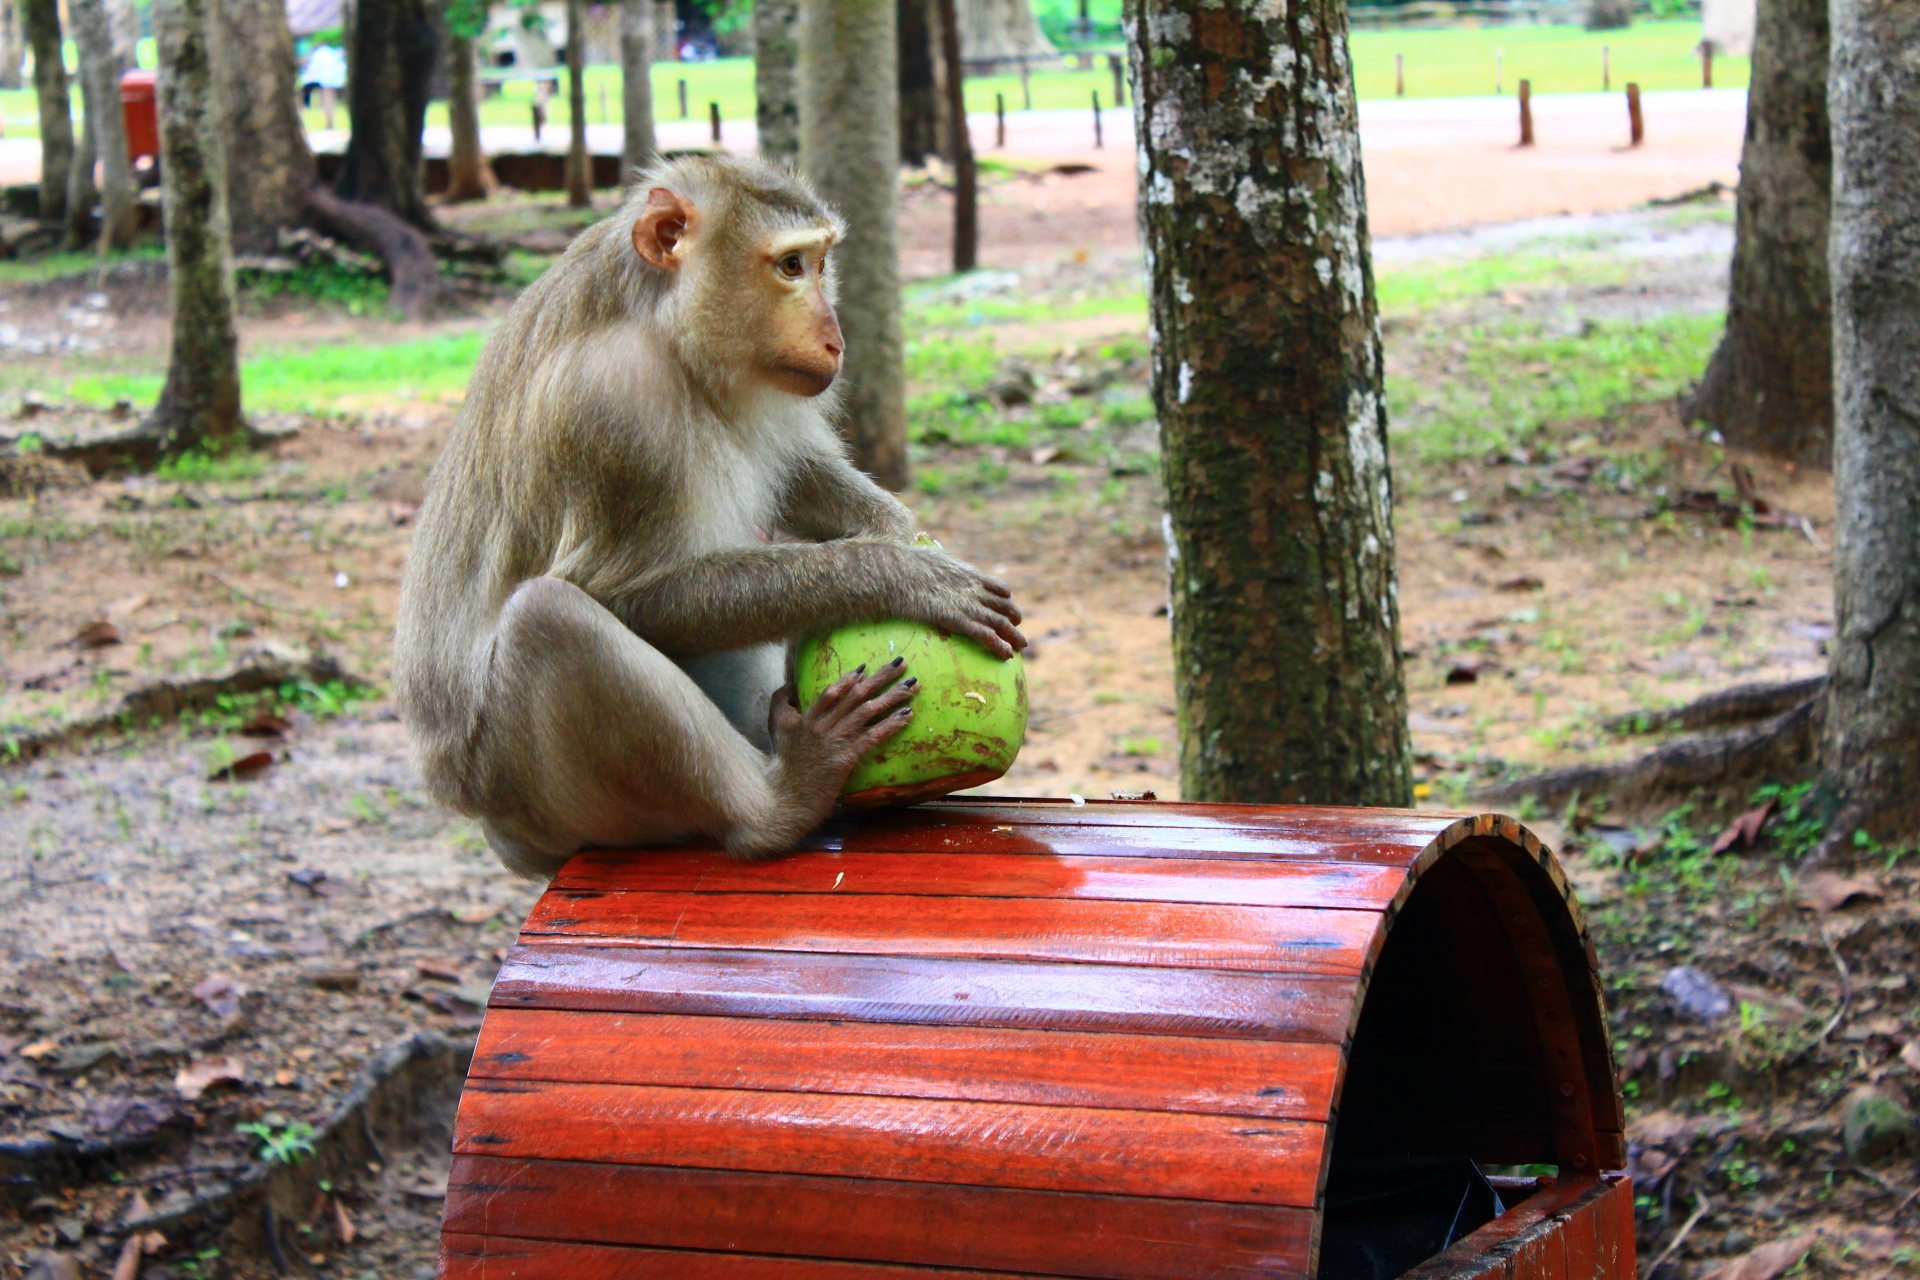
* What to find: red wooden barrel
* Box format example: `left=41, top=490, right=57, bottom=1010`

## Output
left=439, top=800, right=1631, bottom=1280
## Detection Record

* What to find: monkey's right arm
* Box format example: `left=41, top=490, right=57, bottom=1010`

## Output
left=598, top=540, right=1025, bottom=659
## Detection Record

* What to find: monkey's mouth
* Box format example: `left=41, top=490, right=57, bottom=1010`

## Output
left=770, top=365, right=839, bottom=397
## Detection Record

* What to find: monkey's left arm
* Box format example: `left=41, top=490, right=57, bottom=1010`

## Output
left=777, top=454, right=917, bottom=544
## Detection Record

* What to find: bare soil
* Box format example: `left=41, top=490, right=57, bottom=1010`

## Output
left=0, top=173, right=1910, bottom=1280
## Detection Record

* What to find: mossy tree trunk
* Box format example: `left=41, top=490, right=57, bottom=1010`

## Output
left=754, top=0, right=800, bottom=164
left=1126, top=0, right=1411, bottom=805
left=1820, top=0, right=1920, bottom=850
left=147, top=0, right=243, bottom=455
left=620, top=0, right=657, bottom=174
left=799, top=0, right=909, bottom=490
left=67, top=0, right=138, bottom=250
left=21, top=0, right=71, bottom=224
left=1683, top=0, right=1832, bottom=467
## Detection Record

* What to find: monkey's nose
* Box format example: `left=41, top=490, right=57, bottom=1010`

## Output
left=824, top=340, right=844, bottom=359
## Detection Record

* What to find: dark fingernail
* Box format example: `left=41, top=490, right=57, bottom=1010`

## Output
left=902, top=677, right=918, bottom=688
left=898, top=707, right=913, bottom=717
left=889, top=657, right=905, bottom=668
left=853, top=664, right=866, bottom=675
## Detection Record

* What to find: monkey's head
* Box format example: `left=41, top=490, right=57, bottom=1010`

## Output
left=627, top=156, right=847, bottom=400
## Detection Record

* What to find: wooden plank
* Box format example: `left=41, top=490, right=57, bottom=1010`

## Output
left=796, top=823, right=1442, bottom=865
left=471, top=1008, right=1342, bottom=1119
left=1559, top=1177, right=1601, bottom=1280
left=550, top=851, right=1410, bottom=911
left=454, top=1079, right=1323, bottom=1206
left=439, top=1234, right=1042, bottom=1279
left=1597, top=1175, right=1635, bottom=1280
left=489, top=944, right=1357, bottom=1043
left=894, top=798, right=1456, bottom=841
left=519, top=892, right=1380, bottom=976
left=442, top=1154, right=1314, bottom=1280
left=1401, top=1177, right=1614, bottom=1280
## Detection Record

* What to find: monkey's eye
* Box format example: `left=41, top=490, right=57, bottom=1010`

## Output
left=777, top=252, right=806, bottom=280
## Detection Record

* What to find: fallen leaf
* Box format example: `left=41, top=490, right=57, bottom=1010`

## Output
left=1798, top=872, right=1882, bottom=913
left=1841, top=1226, right=1904, bottom=1262
left=1901, top=1039, right=1920, bottom=1073
left=192, top=974, right=244, bottom=1021
left=1700, top=1234, right=1817, bottom=1280
left=174, top=1055, right=246, bottom=1101
left=333, top=1198, right=355, bottom=1245
left=447, top=902, right=499, bottom=923
left=73, top=620, right=121, bottom=648
left=19, top=1039, right=58, bottom=1060
left=1496, top=574, right=1544, bottom=592
left=1712, top=800, right=1775, bottom=854
left=209, top=750, right=275, bottom=782
left=400, top=1177, right=449, bottom=1200
left=238, top=712, right=291, bottom=738
left=274, top=1069, right=297, bottom=1087
left=1029, top=445, right=1060, bottom=466
left=417, top=961, right=464, bottom=984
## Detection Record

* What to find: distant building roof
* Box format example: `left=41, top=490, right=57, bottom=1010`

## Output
left=286, top=0, right=342, bottom=37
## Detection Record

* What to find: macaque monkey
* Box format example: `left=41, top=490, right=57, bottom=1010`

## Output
left=394, top=156, right=1026, bottom=877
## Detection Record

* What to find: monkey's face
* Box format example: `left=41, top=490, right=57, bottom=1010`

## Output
left=754, top=231, right=844, bottom=398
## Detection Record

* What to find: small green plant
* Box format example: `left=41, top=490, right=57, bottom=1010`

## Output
left=156, top=440, right=271, bottom=485
left=236, top=1118, right=317, bottom=1164
left=1117, top=737, right=1163, bottom=757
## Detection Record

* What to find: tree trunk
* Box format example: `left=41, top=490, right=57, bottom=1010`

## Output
left=620, top=0, right=657, bottom=174
left=897, top=0, right=937, bottom=166
left=104, top=0, right=138, bottom=68
left=1820, top=0, right=1920, bottom=849
left=64, top=114, right=96, bottom=246
left=21, top=0, right=71, bottom=224
left=754, top=0, right=799, bottom=164
left=934, top=0, right=974, bottom=271
left=212, top=0, right=315, bottom=251
left=1682, top=0, right=1831, bottom=467
left=147, top=0, right=244, bottom=456
left=799, top=0, right=909, bottom=490
left=0, top=0, right=24, bottom=92
left=446, top=33, right=492, bottom=201
left=68, top=0, right=139, bottom=250
left=653, top=0, right=675, bottom=61
left=564, top=0, right=590, bottom=207
left=337, top=0, right=436, bottom=229
left=1127, top=0, right=1412, bottom=805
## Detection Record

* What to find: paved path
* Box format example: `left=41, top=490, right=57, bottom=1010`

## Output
left=0, top=88, right=1744, bottom=239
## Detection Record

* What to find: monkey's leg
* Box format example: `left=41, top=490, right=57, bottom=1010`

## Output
left=473, top=577, right=913, bottom=874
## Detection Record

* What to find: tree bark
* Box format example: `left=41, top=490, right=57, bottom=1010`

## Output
left=1127, top=0, right=1412, bottom=805
left=754, top=0, right=800, bottom=164
left=1682, top=0, right=1831, bottom=467
left=104, top=0, right=138, bottom=68
left=800, top=0, right=909, bottom=490
left=1820, top=0, right=1920, bottom=849
left=337, top=0, right=436, bottom=229
left=620, top=0, right=657, bottom=174
left=0, top=0, right=24, bottom=92
left=897, top=0, right=938, bottom=166
left=21, top=0, right=71, bottom=224
left=147, top=0, right=245, bottom=456
left=68, top=0, right=139, bottom=250
left=934, top=0, right=975, bottom=271
left=64, top=114, right=96, bottom=247
left=564, top=0, right=590, bottom=207
left=212, top=0, right=315, bottom=251
left=446, top=33, right=493, bottom=201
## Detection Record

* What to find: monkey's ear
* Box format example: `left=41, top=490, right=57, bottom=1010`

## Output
left=632, top=188, right=696, bottom=270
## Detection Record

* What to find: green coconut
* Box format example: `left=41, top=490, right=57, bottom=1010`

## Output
left=795, top=619, right=1027, bottom=808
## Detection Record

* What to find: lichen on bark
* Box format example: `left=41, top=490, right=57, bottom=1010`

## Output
left=1127, top=0, right=1410, bottom=805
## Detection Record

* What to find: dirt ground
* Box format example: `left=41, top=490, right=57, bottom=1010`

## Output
left=0, top=150, right=1911, bottom=1280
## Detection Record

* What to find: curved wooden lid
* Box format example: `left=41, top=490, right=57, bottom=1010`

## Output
left=443, top=799, right=1622, bottom=1280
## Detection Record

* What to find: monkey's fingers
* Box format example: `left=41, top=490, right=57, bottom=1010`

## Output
left=854, top=677, right=918, bottom=727
left=861, top=704, right=915, bottom=750
left=978, top=590, right=1023, bottom=625
left=952, top=616, right=1019, bottom=660
left=978, top=574, right=1014, bottom=599
left=815, top=658, right=907, bottom=726
left=809, top=662, right=875, bottom=714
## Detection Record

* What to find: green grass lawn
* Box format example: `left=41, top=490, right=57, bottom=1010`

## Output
left=0, top=21, right=1739, bottom=141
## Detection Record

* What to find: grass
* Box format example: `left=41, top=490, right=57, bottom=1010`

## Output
left=0, top=22, right=1738, bottom=142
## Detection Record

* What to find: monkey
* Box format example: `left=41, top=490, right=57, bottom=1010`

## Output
left=393, top=155, right=1026, bottom=878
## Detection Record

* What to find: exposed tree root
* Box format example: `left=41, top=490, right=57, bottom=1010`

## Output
left=1476, top=692, right=1825, bottom=822
left=304, top=183, right=457, bottom=321
left=1600, top=675, right=1830, bottom=736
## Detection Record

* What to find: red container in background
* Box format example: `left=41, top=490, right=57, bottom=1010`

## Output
left=120, top=70, right=158, bottom=163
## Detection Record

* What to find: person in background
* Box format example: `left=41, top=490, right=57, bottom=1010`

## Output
left=300, top=43, right=348, bottom=130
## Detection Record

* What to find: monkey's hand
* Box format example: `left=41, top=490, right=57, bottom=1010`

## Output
left=897, top=547, right=1028, bottom=659
left=731, top=662, right=917, bottom=860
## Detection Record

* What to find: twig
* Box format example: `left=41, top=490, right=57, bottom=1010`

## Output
left=1640, top=1193, right=1710, bottom=1279
left=199, top=571, right=294, bottom=615
left=1888, top=1182, right=1920, bottom=1221
left=1813, top=922, right=1852, bottom=1047
left=1852, top=1165, right=1899, bottom=1198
